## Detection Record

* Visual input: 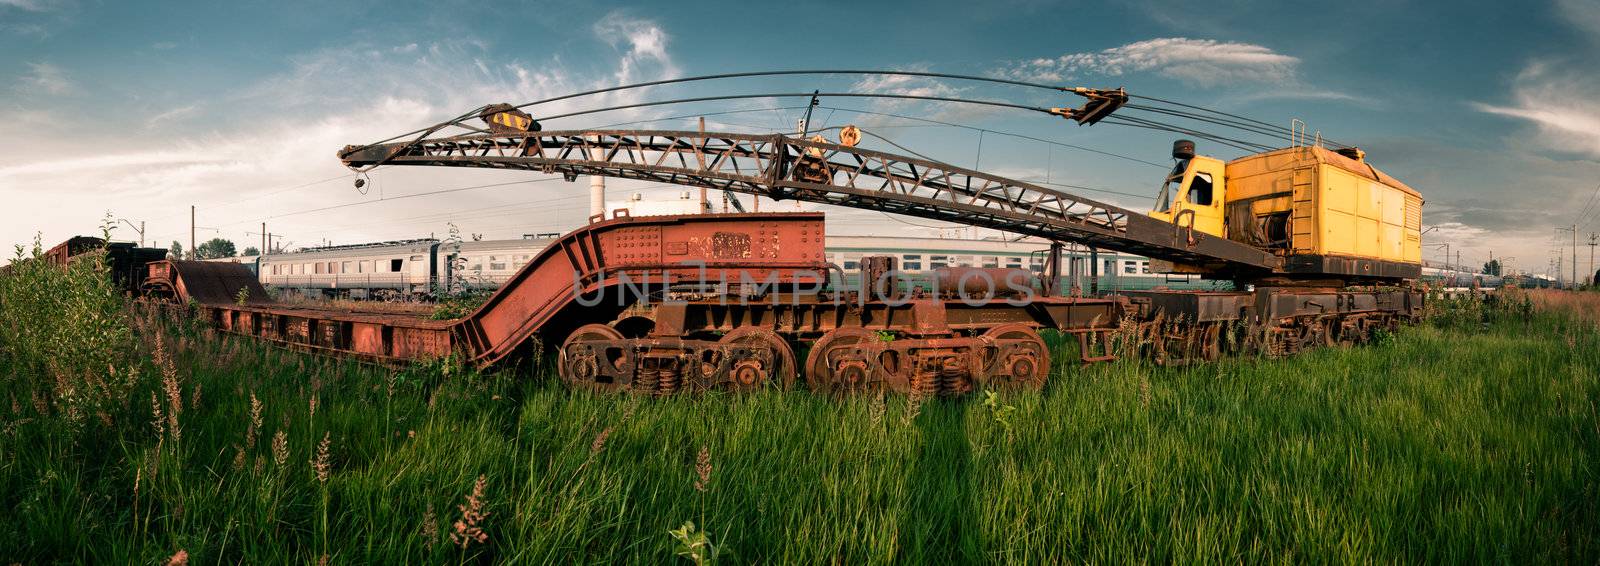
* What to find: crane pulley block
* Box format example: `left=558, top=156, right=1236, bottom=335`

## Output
left=1049, top=87, right=1127, bottom=125
left=480, top=103, right=540, bottom=133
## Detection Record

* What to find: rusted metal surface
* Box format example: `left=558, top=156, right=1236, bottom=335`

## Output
left=453, top=212, right=829, bottom=367
left=145, top=212, right=1424, bottom=396
left=144, top=260, right=270, bottom=304
left=8, top=236, right=168, bottom=294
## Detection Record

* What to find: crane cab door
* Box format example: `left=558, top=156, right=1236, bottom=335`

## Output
left=1149, top=155, right=1227, bottom=238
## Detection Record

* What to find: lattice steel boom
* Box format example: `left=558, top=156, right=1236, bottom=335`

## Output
left=339, top=129, right=1281, bottom=273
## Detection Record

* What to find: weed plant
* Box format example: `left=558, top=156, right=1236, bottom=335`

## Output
left=0, top=250, right=1596, bottom=563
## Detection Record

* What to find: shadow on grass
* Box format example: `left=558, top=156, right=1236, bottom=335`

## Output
left=901, top=398, right=980, bottom=562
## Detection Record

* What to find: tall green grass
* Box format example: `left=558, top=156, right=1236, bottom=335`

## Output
left=0, top=249, right=1596, bottom=563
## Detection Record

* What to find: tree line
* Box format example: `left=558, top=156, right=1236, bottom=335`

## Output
left=167, top=238, right=258, bottom=260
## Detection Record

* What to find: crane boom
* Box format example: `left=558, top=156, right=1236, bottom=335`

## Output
left=339, top=129, right=1281, bottom=273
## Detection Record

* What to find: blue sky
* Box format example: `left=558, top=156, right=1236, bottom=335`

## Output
left=3, top=0, right=1599, bottom=277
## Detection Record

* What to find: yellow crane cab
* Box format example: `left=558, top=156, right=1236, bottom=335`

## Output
left=1148, top=140, right=1226, bottom=238
left=1148, top=139, right=1424, bottom=281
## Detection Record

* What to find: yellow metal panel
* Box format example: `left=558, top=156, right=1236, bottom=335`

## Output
left=1357, top=179, right=1380, bottom=220
left=1381, top=187, right=1405, bottom=226
left=1403, top=233, right=1421, bottom=262
left=1356, top=217, right=1380, bottom=257
left=1322, top=169, right=1358, bottom=213
left=1323, top=211, right=1357, bottom=255
left=1384, top=224, right=1404, bottom=259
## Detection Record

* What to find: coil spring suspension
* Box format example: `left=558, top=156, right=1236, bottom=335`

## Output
left=912, top=365, right=941, bottom=398
left=941, top=359, right=973, bottom=396
left=635, top=367, right=660, bottom=395
left=657, top=365, right=680, bottom=396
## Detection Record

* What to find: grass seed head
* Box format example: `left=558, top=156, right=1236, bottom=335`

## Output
left=245, top=392, right=262, bottom=449
left=310, top=431, right=332, bottom=483
left=149, top=392, right=165, bottom=439
left=451, top=474, right=491, bottom=549
left=271, top=430, right=289, bottom=467
left=420, top=502, right=439, bottom=550
left=694, top=445, right=713, bottom=493
left=591, top=426, right=613, bottom=455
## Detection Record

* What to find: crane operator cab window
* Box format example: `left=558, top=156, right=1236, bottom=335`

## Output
left=1188, top=172, right=1214, bottom=206
left=1148, top=139, right=1226, bottom=238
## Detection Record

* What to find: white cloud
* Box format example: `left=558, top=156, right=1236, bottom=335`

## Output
left=592, top=11, right=678, bottom=87
left=17, top=62, right=73, bottom=94
left=845, top=64, right=1003, bottom=125
left=145, top=104, right=200, bottom=128
left=1473, top=61, right=1600, bottom=159
left=996, top=37, right=1299, bottom=87
left=0, top=15, right=690, bottom=251
left=0, top=0, right=51, bottom=11
left=1557, top=0, right=1600, bottom=38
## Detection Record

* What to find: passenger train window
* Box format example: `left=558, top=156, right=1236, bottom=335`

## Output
left=982, top=256, right=999, bottom=268
left=902, top=254, right=922, bottom=270
left=390, top=259, right=403, bottom=272
left=1123, top=261, right=1137, bottom=274
left=490, top=262, right=507, bottom=271
left=341, top=261, right=351, bottom=273
left=930, top=255, right=948, bottom=269
left=1140, top=261, right=1150, bottom=274
left=1005, top=258, right=1023, bottom=269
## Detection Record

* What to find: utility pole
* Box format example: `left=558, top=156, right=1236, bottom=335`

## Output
left=1557, top=225, right=1577, bottom=288
left=190, top=205, right=196, bottom=261
left=117, top=218, right=145, bottom=247
left=1589, top=233, right=1597, bottom=286
left=261, top=222, right=267, bottom=255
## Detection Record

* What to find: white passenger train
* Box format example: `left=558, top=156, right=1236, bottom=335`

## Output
left=208, top=231, right=1226, bottom=300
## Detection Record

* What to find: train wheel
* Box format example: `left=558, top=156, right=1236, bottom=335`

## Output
left=559, top=324, right=628, bottom=393
left=717, top=327, right=797, bottom=391
left=1334, top=318, right=1359, bottom=348
left=1197, top=323, right=1223, bottom=362
left=1315, top=318, right=1337, bottom=349
left=981, top=324, right=1050, bottom=389
left=804, top=328, right=880, bottom=395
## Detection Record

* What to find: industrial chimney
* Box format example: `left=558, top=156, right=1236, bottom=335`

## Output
left=589, top=175, right=605, bottom=219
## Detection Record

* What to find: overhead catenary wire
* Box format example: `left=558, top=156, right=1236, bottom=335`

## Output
left=215, top=177, right=568, bottom=228
left=812, top=105, right=1167, bottom=169
left=1571, top=181, right=1600, bottom=230
left=1101, top=115, right=1274, bottom=153
left=532, top=92, right=1053, bottom=123
left=346, top=69, right=1342, bottom=158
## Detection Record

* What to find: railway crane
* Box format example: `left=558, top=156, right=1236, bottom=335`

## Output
left=139, top=78, right=1425, bottom=396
